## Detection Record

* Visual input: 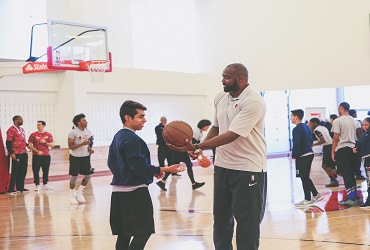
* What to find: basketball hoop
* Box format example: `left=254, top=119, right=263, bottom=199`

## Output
left=80, top=60, right=109, bottom=83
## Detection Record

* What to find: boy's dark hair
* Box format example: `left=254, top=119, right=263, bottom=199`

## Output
left=339, top=102, right=350, bottom=111
left=37, top=120, right=46, bottom=126
left=120, top=100, right=147, bottom=123
left=329, top=114, right=338, bottom=120
left=197, top=119, right=211, bottom=129
left=291, top=109, right=304, bottom=120
left=72, top=113, right=86, bottom=126
left=349, top=109, right=357, bottom=117
left=309, top=118, right=320, bottom=125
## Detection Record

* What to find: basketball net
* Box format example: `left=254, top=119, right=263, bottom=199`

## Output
left=80, top=60, right=109, bottom=83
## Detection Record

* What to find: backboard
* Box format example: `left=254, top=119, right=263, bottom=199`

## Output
left=46, top=20, right=111, bottom=72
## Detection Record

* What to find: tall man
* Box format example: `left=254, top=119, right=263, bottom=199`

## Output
left=168, top=63, right=267, bottom=250
left=68, top=114, right=94, bottom=204
left=28, top=121, right=54, bottom=191
left=6, top=115, right=29, bottom=194
left=331, top=102, right=363, bottom=206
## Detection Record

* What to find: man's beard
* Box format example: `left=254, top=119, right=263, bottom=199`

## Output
left=224, top=79, right=238, bottom=93
left=17, top=121, right=23, bottom=126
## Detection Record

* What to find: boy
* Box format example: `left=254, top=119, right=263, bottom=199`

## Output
left=108, top=100, right=184, bottom=250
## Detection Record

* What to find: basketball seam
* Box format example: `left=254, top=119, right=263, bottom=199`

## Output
left=163, top=123, right=192, bottom=147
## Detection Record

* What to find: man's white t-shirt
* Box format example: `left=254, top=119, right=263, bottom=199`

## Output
left=331, top=115, right=360, bottom=151
left=313, top=125, right=332, bottom=146
left=68, top=128, right=92, bottom=157
left=213, top=86, right=267, bottom=172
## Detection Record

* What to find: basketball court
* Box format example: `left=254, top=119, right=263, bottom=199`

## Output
left=0, top=152, right=369, bottom=249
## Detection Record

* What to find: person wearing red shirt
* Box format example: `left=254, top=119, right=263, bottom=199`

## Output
left=28, top=121, right=54, bottom=191
left=6, top=115, right=28, bottom=194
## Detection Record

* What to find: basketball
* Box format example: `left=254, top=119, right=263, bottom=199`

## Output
left=197, top=154, right=211, bottom=168
left=162, top=120, right=193, bottom=147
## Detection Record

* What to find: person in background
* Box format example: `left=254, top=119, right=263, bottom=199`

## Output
left=332, top=102, right=363, bottom=207
left=291, top=110, right=323, bottom=207
left=309, top=118, right=338, bottom=187
left=353, top=117, right=370, bottom=208
left=67, top=113, right=94, bottom=204
left=324, top=114, right=338, bottom=139
left=6, top=115, right=29, bottom=194
left=349, top=109, right=366, bottom=180
left=28, top=120, right=54, bottom=191
left=155, top=116, right=176, bottom=175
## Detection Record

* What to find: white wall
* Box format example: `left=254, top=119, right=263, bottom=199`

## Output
left=197, top=0, right=370, bottom=90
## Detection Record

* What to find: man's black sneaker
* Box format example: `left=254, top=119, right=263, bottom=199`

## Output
left=325, top=180, right=339, bottom=187
left=21, top=188, right=30, bottom=192
left=192, top=182, right=205, bottom=190
left=156, top=181, right=167, bottom=191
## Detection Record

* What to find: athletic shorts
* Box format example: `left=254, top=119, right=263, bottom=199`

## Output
left=322, top=145, right=335, bottom=169
left=110, top=187, right=155, bottom=236
left=335, top=147, right=356, bottom=175
left=295, top=154, right=314, bottom=178
left=69, top=155, right=91, bottom=176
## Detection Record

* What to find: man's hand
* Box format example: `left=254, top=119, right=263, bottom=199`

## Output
left=188, top=151, right=200, bottom=160
left=82, top=140, right=90, bottom=146
left=353, top=148, right=358, bottom=154
left=88, top=149, right=95, bottom=154
left=10, top=153, right=16, bottom=160
left=331, top=152, right=336, bottom=162
left=167, top=139, right=195, bottom=152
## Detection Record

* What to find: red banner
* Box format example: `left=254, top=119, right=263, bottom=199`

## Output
left=0, top=127, right=9, bottom=193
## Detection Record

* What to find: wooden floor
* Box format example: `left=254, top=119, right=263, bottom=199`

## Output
left=0, top=154, right=369, bottom=250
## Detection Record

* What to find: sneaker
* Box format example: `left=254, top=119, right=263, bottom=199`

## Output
left=192, top=182, right=205, bottom=190
left=69, top=192, right=78, bottom=205
left=156, top=181, right=167, bottom=191
left=35, top=185, right=41, bottom=191
left=43, top=184, right=53, bottom=190
left=21, top=188, right=30, bottom=192
left=7, top=190, right=17, bottom=195
left=313, top=193, right=324, bottom=202
left=355, top=175, right=366, bottom=180
left=359, top=199, right=370, bottom=209
left=76, top=190, right=86, bottom=203
left=339, top=197, right=363, bottom=207
left=172, top=173, right=181, bottom=176
left=294, top=199, right=314, bottom=207
left=325, top=180, right=339, bottom=187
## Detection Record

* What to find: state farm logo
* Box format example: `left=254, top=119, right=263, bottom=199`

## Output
left=24, top=64, right=34, bottom=71
left=22, top=62, right=57, bottom=74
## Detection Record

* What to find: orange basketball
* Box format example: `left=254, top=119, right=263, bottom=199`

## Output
left=197, top=154, right=211, bottom=168
left=162, top=121, right=193, bottom=147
